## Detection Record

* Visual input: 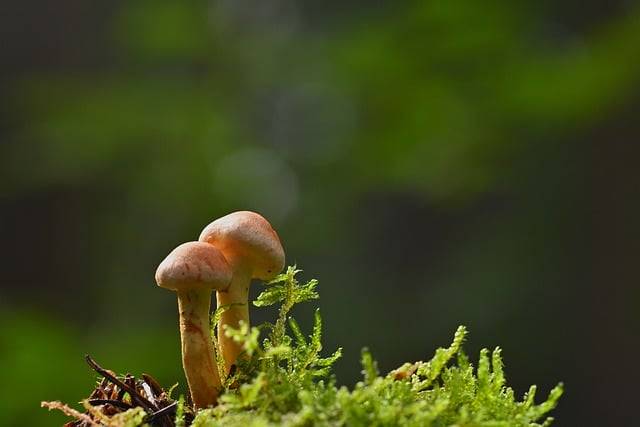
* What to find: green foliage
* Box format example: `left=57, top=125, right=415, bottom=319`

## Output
left=193, top=267, right=562, bottom=426
left=175, top=395, right=186, bottom=427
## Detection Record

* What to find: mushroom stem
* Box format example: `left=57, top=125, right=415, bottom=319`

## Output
left=176, top=288, right=221, bottom=408
left=216, top=265, right=252, bottom=373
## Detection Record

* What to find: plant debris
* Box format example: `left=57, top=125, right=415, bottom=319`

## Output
left=42, top=355, right=186, bottom=427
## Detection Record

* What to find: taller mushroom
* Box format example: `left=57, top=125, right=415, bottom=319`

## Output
left=199, top=211, right=285, bottom=373
left=155, top=241, right=231, bottom=408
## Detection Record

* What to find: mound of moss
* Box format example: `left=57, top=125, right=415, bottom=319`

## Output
left=193, top=267, right=562, bottom=426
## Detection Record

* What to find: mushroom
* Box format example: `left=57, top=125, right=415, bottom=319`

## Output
left=155, top=241, right=232, bottom=408
left=198, top=211, right=285, bottom=373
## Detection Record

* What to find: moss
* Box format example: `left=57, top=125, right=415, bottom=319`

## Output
left=194, top=266, right=563, bottom=426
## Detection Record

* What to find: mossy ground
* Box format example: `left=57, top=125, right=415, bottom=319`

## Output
left=44, top=267, right=562, bottom=426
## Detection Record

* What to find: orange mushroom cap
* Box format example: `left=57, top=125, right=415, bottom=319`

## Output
left=155, top=241, right=232, bottom=292
left=198, top=211, right=285, bottom=281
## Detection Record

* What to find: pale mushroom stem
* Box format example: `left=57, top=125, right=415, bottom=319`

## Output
left=216, top=265, right=252, bottom=373
left=176, top=288, right=221, bottom=408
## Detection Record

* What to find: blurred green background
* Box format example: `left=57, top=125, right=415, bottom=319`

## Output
left=2, top=1, right=640, bottom=425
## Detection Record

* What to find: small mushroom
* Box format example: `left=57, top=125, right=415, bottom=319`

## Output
left=199, top=211, right=285, bottom=372
left=155, top=241, right=232, bottom=408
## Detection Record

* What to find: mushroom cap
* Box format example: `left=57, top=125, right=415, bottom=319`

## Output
left=155, top=241, right=232, bottom=292
left=198, top=211, right=285, bottom=281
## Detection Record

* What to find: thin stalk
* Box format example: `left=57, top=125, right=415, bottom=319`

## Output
left=177, top=289, right=220, bottom=408
left=216, top=265, right=252, bottom=373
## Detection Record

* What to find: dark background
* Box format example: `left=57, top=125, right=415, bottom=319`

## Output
left=1, top=1, right=639, bottom=425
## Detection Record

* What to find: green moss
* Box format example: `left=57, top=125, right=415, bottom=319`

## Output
left=191, top=266, right=562, bottom=426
